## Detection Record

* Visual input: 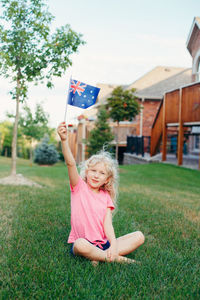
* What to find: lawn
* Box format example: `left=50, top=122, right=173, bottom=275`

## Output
left=0, top=157, right=200, bottom=299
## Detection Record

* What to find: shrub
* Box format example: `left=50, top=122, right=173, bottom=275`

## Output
left=34, top=135, right=59, bottom=165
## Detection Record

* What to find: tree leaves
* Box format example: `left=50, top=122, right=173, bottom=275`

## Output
left=106, top=86, right=140, bottom=123
left=106, top=86, right=141, bottom=159
left=0, top=0, right=85, bottom=101
left=18, top=103, right=49, bottom=141
left=0, top=0, right=85, bottom=174
left=86, top=106, right=114, bottom=156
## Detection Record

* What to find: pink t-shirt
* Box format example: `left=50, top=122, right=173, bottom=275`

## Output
left=67, top=176, right=115, bottom=244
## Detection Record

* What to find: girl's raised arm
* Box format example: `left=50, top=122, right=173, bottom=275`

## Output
left=57, top=122, right=79, bottom=188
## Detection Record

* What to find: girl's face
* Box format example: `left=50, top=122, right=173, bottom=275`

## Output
left=86, top=162, right=109, bottom=193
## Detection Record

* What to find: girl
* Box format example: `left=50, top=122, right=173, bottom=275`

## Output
left=57, top=122, right=144, bottom=264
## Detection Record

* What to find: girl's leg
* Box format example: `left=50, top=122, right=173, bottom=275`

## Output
left=73, top=238, right=137, bottom=263
left=73, top=238, right=107, bottom=262
left=116, top=231, right=145, bottom=256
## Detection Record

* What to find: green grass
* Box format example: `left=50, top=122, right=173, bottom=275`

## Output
left=0, top=157, right=200, bottom=299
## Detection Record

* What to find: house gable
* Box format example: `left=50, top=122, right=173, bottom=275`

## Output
left=186, top=17, right=200, bottom=81
left=186, top=17, right=200, bottom=57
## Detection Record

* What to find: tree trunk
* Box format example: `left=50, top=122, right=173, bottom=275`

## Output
left=115, top=122, right=119, bottom=161
left=11, top=78, right=20, bottom=176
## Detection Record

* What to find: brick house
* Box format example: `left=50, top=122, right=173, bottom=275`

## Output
left=149, top=17, right=200, bottom=165
left=75, top=17, right=200, bottom=163
left=126, top=66, right=192, bottom=137
left=76, top=67, right=192, bottom=162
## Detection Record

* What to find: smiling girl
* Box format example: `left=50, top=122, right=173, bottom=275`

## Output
left=57, top=122, right=145, bottom=264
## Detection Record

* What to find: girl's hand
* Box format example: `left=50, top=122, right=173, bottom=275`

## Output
left=107, top=241, right=118, bottom=262
left=57, top=122, right=68, bottom=141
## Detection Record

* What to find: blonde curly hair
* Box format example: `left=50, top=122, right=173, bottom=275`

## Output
left=79, top=150, right=119, bottom=204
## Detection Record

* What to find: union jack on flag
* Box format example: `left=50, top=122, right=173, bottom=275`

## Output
left=67, top=78, right=100, bottom=109
left=69, top=80, right=87, bottom=96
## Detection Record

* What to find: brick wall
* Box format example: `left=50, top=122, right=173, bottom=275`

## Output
left=136, top=100, right=161, bottom=136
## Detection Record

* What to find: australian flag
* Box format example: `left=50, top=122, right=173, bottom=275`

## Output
left=67, top=79, right=100, bottom=109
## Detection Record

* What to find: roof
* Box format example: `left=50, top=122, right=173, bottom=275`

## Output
left=186, top=17, right=200, bottom=55
left=76, top=66, right=192, bottom=121
left=96, top=67, right=188, bottom=104
left=127, top=66, right=187, bottom=91
left=133, top=68, right=192, bottom=99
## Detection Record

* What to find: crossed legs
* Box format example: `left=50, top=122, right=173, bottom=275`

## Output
left=73, top=231, right=145, bottom=263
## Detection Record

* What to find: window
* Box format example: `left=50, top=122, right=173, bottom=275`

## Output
left=194, top=135, right=200, bottom=150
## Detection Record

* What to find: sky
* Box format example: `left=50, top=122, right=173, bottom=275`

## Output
left=1, top=0, right=200, bottom=127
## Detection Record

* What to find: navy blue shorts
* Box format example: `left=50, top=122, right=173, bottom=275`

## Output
left=70, top=239, right=110, bottom=256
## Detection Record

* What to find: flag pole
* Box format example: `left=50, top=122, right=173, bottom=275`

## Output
left=64, top=75, right=72, bottom=125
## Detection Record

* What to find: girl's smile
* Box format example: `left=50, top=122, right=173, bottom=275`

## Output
left=92, top=179, right=99, bottom=183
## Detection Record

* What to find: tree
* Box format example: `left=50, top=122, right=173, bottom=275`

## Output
left=18, top=102, right=49, bottom=163
left=34, top=134, right=59, bottom=165
left=106, top=86, right=140, bottom=160
left=0, top=0, right=84, bottom=176
left=86, top=106, right=114, bottom=156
